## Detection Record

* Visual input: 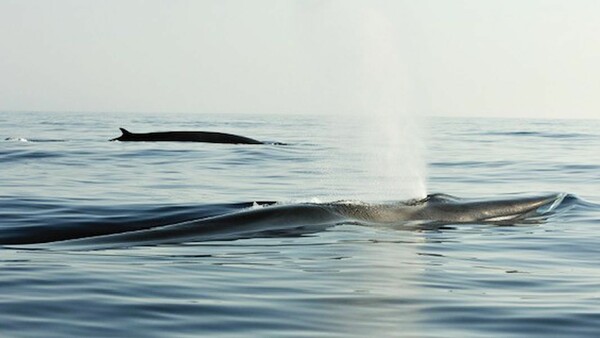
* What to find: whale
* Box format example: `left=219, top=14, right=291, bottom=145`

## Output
left=33, top=193, right=567, bottom=250
left=111, top=128, right=264, bottom=144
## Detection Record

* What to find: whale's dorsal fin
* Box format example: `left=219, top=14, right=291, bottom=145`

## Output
left=110, top=128, right=134, bottom=141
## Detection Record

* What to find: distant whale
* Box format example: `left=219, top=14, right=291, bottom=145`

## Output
left=36, top=193, right=567, bottom=250
left=111, top=128, right=264, bottom=144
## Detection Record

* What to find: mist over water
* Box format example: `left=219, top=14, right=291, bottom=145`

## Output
left=306, top=2, right=427, bottom=201
left=358, top=7, right=427, bottom=200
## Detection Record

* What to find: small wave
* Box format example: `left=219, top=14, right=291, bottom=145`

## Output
left=4, top=137, right=67, bottom=143
left=0, top=149, right=63, bottom=161
left=536, top=192, right=567, bottom=213
left=4, top=137, right=29, bottom=142
left=485, top=131, right=593, bottom=139
left=430, top=160, right=513, bottom=168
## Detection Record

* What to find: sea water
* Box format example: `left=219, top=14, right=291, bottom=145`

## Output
left=1, top=111, right=599, bottom=337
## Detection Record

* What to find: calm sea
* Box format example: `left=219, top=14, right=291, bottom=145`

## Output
left=1, top=111, right=599, bottom=337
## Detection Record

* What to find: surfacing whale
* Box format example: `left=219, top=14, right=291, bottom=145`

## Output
left=111, top=128, right=264, bottom=144
left=39, top=193, right=569, bottom=250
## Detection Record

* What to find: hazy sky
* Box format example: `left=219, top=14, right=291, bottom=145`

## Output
left=1, top=0, right=599, bottom=119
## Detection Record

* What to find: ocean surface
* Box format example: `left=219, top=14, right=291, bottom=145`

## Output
left=1, top=111, right=599, bottom=337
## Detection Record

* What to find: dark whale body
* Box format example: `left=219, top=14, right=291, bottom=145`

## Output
left=111, top=128, right=264, bottom=144
left=26, top=193, right=568, bottom=250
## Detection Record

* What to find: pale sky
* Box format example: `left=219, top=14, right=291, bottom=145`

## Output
left=1, top=0, right=599, bottom=119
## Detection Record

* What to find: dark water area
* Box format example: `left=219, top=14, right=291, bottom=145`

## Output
left=1, top=112, right=600, bottom=337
